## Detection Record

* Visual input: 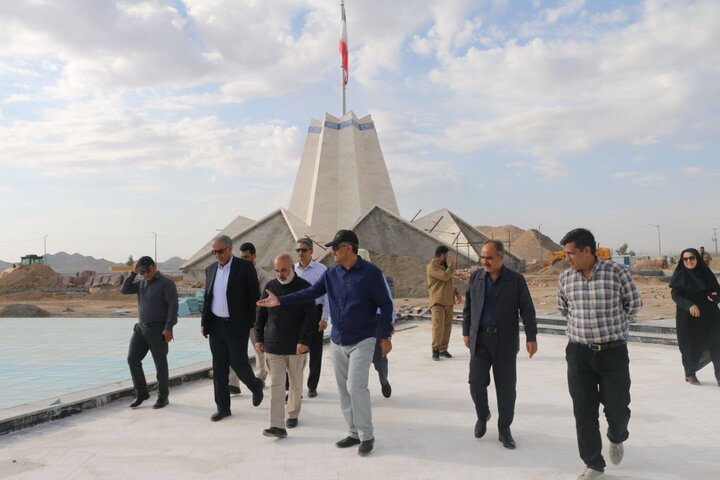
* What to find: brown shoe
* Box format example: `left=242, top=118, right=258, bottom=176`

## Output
left=686, top=375, right=701, bottom=386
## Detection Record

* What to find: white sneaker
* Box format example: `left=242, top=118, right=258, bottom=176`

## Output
left=609, top=441, right=624, bottom=465
left=577, top=467, right=604, bottom=480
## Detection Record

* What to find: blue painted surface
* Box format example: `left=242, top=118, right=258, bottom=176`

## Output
left=0, top=317, right=219, bottom=410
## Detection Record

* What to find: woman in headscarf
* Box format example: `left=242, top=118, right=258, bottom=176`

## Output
left=669, top=248, right=720, bottom=386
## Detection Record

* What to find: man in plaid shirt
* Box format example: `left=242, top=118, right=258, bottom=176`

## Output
left=557, top=228, right=642, bottom=480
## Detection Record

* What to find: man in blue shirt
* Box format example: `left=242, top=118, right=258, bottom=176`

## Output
left=257, top=230, right=393, bottom=456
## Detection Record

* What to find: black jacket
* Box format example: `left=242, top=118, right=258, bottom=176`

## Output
left=255, top=275, right=316, bottom=355
left=462, top=265, right=537, bottom=355
left=201, top=256, right=260, bottom=331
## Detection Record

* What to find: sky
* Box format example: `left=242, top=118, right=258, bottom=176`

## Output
left=1, top=0, right=719, bottom=263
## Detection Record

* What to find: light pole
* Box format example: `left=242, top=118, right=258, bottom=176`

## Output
left=712, top=228, right=718, bottom=256
left=538, top=224, right=543, bottom=261
left=152, top=232, right=157, bottom=261
left=648, top=224, right=661, bottom=257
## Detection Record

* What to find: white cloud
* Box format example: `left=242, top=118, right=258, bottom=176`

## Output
left=614, top=171, right=639, bottom=178
left=592, top=9, right=630, bottom=25
left=0, top=97, right=301, bottom=177
left=427, top=0, right=720, bottom=167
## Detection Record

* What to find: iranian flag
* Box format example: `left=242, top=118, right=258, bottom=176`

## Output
left=339, top=2, right=348, bottom=86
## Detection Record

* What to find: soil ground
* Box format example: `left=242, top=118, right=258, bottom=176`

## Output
left=0, top=274, right=676, bottom=321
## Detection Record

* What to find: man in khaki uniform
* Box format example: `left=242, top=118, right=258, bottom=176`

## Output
left=700, top=246, right=712, bottom=265
left=427, top=245, right=461, bottom=360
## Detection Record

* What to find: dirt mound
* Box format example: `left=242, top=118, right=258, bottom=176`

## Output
left=507, top=229, right=562, bottom=262
left=0, top=303, right=51, bottom=317
left=0, top=264, right=59, bottom=292
left=476, top=225, right=526, bottom=243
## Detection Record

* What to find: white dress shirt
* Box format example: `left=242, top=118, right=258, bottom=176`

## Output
left=211, top=257, right=232, bottom=318
left=295, top=259, right=329, bottom=320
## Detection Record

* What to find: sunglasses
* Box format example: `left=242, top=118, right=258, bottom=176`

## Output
left=295, top=248, right=309, bottom=253
left=138, top=268, right=150, bottom=274
left=332, top=242, right=352, bottom=252
left=211, top=246, right=230, bottom=255
left=682, top=256, right=696, bottom=262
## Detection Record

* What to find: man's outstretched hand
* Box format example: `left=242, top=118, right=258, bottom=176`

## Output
left=257, top=290, right=280, bottom=307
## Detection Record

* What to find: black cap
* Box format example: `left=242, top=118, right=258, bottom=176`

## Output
left=136, top=256, right=155, bottom=270
left=324, top=229, right=359, bottom=248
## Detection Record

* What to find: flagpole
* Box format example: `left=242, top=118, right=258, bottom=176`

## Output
left=340, top=0, right=347, bottom=116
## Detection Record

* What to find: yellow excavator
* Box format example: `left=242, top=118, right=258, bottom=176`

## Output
left=550, top=247, right=612, bottom=261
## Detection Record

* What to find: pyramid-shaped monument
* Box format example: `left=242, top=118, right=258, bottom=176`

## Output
left=288, top=111, right=399, bottom=241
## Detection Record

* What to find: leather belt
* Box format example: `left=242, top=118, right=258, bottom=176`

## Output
left=480, top=326, right=499, bottom=334
left=580, top=340, right=627, bottom=351
left=212, top=313, right=230, bottom=321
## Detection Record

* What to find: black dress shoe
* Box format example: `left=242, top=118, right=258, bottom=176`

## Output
left=474, top=411, right=491, bottom=438
left=153, top=397, right=169, bottom=409
left=210, top=410, right=231, bottom=422
left=228, top=385, right=241, bottom=394
left=263, top=427, right=288, bottom=438
left=308, top=389, right=317, bottom=398
left=286, top=417, right=298, bottom=429
left=129, top=392, right=150, bottom=408
left=432, top=349, right=440, bottom=361
left=381, top=381, right=392, bottom=398
left=358, top=438, right=374, bottom=456
left=499, top=428, right=516, bottom=449
left=439, top=350, right=453, bottom=358
left=335, top=436, right=361, bottom=448
left=252, top=388, right=264, bottom=407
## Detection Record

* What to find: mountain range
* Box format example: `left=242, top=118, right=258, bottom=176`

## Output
left=0, top=252, right=186, bottom=274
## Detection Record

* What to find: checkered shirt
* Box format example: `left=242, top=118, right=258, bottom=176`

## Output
left=557, top=258, right=642, bottom=344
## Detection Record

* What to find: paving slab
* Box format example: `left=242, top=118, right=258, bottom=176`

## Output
left=1, top=322, right=719, bottom=480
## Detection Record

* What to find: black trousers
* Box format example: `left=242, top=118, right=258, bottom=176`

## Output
left=372, top=317, right=389, bottom=385
left=468, top=332, right=517, bottom=430
left=208, top=315, right=263, bottom=412
left=306, top=304, right=324, bottom=391
left=127, top=322, right=169, bottom=398
left=566, top=342, right=631, bottom=472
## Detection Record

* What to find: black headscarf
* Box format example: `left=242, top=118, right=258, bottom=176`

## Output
left=668, top=248, right=720, bottom=294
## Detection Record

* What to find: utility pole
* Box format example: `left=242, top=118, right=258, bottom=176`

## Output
left=538, top=224, right=543, bottom=261
left=153, top=232, right=157, bottom=261
left=648, top=224, right=661, bottom=257
left=713, top=228, right=718, bottom=256
left=43, top=234, right=48, bottom=266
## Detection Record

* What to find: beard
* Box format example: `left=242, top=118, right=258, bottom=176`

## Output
left=277, top=271, right=295, bottom=285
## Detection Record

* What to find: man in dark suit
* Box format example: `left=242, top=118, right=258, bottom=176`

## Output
left=462, top=239, right=538, bottom=449
left=201, top=234, right=264, bottom=421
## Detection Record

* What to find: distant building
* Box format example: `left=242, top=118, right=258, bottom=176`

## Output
left=20, top=254, right=44, bottom=266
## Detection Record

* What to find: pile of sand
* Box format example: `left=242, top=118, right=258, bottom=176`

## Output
left=476, top=225, right=562, bottom=262
left=0, top=265, right=59, bottom=292
left=0, top=303, right=51, bottom=317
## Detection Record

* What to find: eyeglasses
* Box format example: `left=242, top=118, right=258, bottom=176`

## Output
left=138, top=269, right=150, bottom=275
left=682, top=256, right=697, bottom=262
left=295, top=248, right=309, bottom=253
left=211, top=246, right=230, bottom=255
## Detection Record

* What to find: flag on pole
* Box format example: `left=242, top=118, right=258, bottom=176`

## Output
left=339, top=2, right=348, bottom=86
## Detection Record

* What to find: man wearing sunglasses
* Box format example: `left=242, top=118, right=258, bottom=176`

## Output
left=257, top=229, right=393, bottom=457
left=121, top=256, right=178, bottom=409
left=294, top=237, right=329, bottom=398
left=201, top=235, right=264, bottom=422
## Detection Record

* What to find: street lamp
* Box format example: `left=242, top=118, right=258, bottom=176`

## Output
left=648, top=224, right=661, bottom=257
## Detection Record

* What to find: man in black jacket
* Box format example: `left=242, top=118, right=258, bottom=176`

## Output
left=255, top=253, right=316, bottom=438
left=462, top=240, right=538, bottom=449
left=201, top=235, right=264, bottom=421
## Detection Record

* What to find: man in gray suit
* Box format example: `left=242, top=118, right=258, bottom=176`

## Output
left=462, top=240, right=538, bottom=449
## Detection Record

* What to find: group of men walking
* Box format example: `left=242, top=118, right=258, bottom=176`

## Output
left=121, top=226, right=641, bottom=478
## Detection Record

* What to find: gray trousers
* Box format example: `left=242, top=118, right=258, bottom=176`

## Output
left=127, top=322, right=169, bottom=398
left=331, top=337, right=376, bottom=441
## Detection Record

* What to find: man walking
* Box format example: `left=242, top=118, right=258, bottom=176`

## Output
left=294, top=237, right=329, bottom=398
left=258, top=229, right=393, bottom=456
left=227, top=242, right=272, bottom=394
left=201, top=235, right=264, bottom=422
left=462, top=240, right=537, bottom=449
left=121, top=256, right=178, bottom=409
left=427, top=246, right=461, bottom=360
left=255, top=254, right=316, bottom=438
left=557, top=228, right=642, bottom=480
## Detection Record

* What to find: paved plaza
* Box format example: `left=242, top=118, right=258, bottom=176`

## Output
left=1, top=322, right=719, bottom=479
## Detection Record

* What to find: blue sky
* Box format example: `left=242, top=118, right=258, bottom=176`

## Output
left=1, top=0, right=719, bottom=263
